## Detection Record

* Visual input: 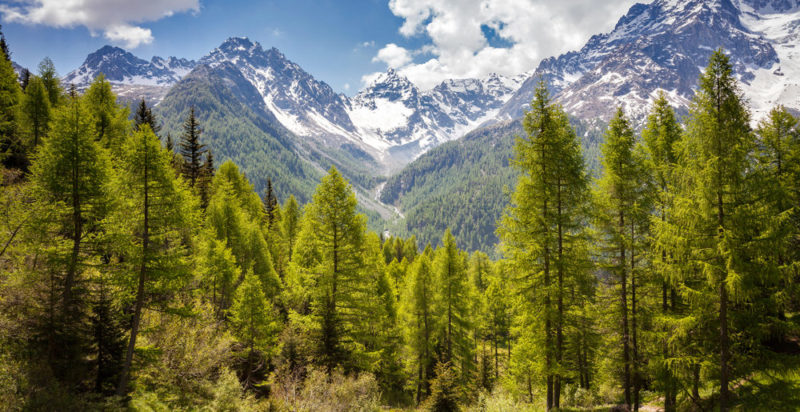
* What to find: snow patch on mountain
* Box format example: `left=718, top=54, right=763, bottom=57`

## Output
left=736, top=0, right=800, bottom=118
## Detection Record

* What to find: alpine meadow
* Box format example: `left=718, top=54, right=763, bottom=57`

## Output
left=3, top=0, right=800, bottom=411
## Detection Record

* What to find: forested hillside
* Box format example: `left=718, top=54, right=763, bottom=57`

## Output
left=383, top=118, right=605, bottom=254
left=1, top=23, right=800, bottom=412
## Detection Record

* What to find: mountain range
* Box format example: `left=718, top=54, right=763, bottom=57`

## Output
left=51, top=0, right=800, bottom=251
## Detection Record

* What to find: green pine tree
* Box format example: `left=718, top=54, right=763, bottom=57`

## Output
left=292, top=167, right=367, bottom=372
left=642, top=91, right=682, bottom=411
left=498, top=81, right=591, bottom=410
left=180, top=106, right=207, bottom=188
left=37, top=57, right=62, bottom=107
left=84, top=74, right=128, bottom=148
left=0, top=39, right=22, bottom=169
left=229, top=269, right=279, bottom=389
left=30, top=91, right=112, bottom=384
left=112, top=125, right=198, bottom=396
left=400, top=253, right=438, bottom=404
left=21, top=75, right=51, bottom=148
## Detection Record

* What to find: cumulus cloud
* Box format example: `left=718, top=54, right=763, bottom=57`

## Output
left=0, top=0, right=200, bottom=48
left=372, top=43, right=413, bottom=68
left=373, top=0, right=638, bottom=89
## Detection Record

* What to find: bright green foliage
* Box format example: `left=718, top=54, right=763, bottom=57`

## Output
left=37, top=57, right=62, bottom=107
left=594, top=107, right=652, bottom=410
left=653, top=49, right=763, bottom=411
left=21, top=75, right=51, bottom=148
left=263, top=178, right=288, bottom=278
left=0, top=44, right=22, bottom=169
left=109, top=125, right=198, bottom=395
left=292, top=166, right=368, bottom=371
left=282, top=194, right=301, bottom=261
left=359, top=232, right=405, bottom=401
left=433, top=229, right=474, bottom=385
left=641, top=91, right=682, bottom=411
left=400, top=253, right=438, bottom=404
left=84, top=74, right=129, bottom=149
left=206, top=161, right=280, bottom=301
left=755, top=106, right=800, bottom=304
left=424, top=362, right=461, bottom=412
left=229, top=269, right=279, bottom=388
left=498, top=82, right=591, bottom=410
left=200, top=238, right=240, bottom=318
left=30, top=92, right=112, bottom=384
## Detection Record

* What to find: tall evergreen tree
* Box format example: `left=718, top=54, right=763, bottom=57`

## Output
left=180, top=106, right=207, bottom=188
left=133, top=98, right=160, bottom=135
left=21, top=75, right=51, bottom=148
left=433, top=229, right=473, bottom=386
left=655, top=50, right=757, bottom=411
left=84, top=74, right=128, bottom=148
left=400, top=253, right=438, bottom=404
left=292, top=167, right=367, bottom=372
left=20, top=68, right=30, bottom=90
left=264, top=178, right=279, bottom=230
left=642, top=91, right=682, bottom=411
left=498, top=82, right=590, bottom=410
left=0, top=36, right=22, bottom=169
left=30, top=92, right=112, bottom=384
left=112, top=125, right=197, bottom=396
left=229, top=269, right=279, bottom=389
left=0, top=25, right=9, bottom=61
left=37, top=57, right=61, bottom=107
left=594, top=107, right=651, bottom=411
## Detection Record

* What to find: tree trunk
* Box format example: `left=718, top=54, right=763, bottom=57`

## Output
left=555, top=178, right=564, bottom=409
left=620, top=210, right=631, bottom=409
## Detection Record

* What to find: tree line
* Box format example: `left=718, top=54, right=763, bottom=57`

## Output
left=1, top=23, right=798, bottom=411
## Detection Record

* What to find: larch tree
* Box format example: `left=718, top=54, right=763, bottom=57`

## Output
left=206, top=161, right=280, bottom=301
left=112, top=125, right=198, bottom=396
left=84, top=74, right=128, bottom=149
left=400, top=253, right=438, bottom=404
left=229, top=269, right=279, bottom=389
left=21, top=75, right=51, bottom=148
left=642, top=91, right=682, bottom=411
left=30, top=92, right=112, bottom=384
left=0, top=39, right=22, bottom=170
left=433, top=229, right=474, bottom=386
left=498, top=81, right=590, bottom=410
left=282, top=194, right=301, bottom=263
left=658, top=49, right=757, bottom=411
left=594, top=107, right=651, bottom=411
left=292, top=166, right=367, bottom=372
left=38, top=57, right=62, bottom=107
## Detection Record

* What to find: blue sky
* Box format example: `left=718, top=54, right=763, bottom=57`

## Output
left=0, top=0, right=637, bottom=94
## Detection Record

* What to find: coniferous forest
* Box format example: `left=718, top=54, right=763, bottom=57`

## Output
left=1, top=27, right=800, bottom=412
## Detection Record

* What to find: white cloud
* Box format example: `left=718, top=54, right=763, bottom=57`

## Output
left=375, top=0, right=638, bottom=89
left=104, top=24, right=154, bottom=49
left=343, top=82, right=351, bottom=91
left=372, top=43, right=412, bottom=68
left=0, top=0, right=200, bottom=48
